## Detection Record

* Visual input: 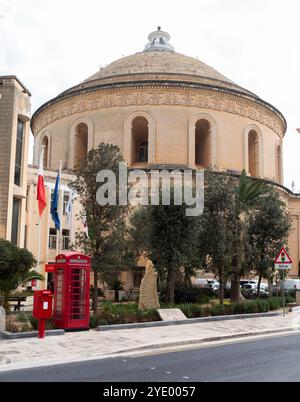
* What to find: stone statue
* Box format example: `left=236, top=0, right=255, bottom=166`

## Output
left=138, top=260, right=160, bottom=310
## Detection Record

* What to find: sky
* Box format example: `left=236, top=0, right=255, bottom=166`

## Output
left=0, top=0, right=299, bottom=190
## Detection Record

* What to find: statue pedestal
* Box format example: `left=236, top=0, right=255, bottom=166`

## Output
left=158, top=309, right=187, bottom=321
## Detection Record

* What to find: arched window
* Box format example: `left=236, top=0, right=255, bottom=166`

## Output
left=74, top=123, right=88, bottom=170
left=248, top=130, right=259, bottom=177
left=138, top=141, right=148, bottom=163
left=131, top=117, right=149, bottom=165
left=42, top=136, right=49, bottom=168
left=276, top=144, right=282, bottom=183
left=195, top=119, right=211, bottom=168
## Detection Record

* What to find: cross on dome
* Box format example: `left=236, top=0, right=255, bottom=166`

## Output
left=143, top=27, right=175, bottom=52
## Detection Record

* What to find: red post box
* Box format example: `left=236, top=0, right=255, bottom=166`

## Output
left=53, top=252, right=90, bottom=331
left=33, top=290, right=53, bottom=339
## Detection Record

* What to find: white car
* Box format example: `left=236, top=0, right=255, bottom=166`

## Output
left=194, top=279, right=209, bottom=288
left=207, top=280, right=220, bottom=290
left=241, top=281, right=258, bottom=290
left=284, top=279, right=300, bottom=291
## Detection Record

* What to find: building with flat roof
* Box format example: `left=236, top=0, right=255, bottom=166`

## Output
left=0, top=76, right=31, bottom=247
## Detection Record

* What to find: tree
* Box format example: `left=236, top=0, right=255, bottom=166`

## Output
left=230, top=171, right=268, bottom=302
left=0, top=240, right=43, bottom=313
left=129, top=187, right=200, bottom=304
left=247, top=189, right=292, bottom=297
left=108, top=279, right=126, bottom=303
left=198, top=171, right=236, bottom=304
left=71, top=143, right=129, bottom=314
left=199, top=171, right=268, bottom=303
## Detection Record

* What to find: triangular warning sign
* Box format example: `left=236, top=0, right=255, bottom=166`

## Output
left=275, top=247, right=293, bottom=264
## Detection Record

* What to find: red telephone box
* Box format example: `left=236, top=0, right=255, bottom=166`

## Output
left=53, top=252, right=90, bottom=331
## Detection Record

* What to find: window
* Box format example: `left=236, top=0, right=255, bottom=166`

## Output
left=62, top=229, right=70, bottom=250
left=42, top=136, right=49, bottom=168
left=14, top=119, right=24, bottom=186
left=25, top=187, right=29, bottom=212
left=49, top=228, right=57, bottom=249
left=276, top=145, right=282, bottom=183
left=138, top=141, right=148, bottom=163
left=63, top=192, right=70, bottom=215
left=74, top=123, right=88, bottom=170
left=195, top=119, right=211, bottom=168
left=131, top=117, right=149, bottom=165
left=11, top=198, right=20, bottom=245
left=24, top=225, right=27, bottom=249
left=248, top=130, right=259, bottom=177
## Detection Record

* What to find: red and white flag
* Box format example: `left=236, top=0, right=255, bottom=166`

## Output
left=36, top=147, right=47, bottom=217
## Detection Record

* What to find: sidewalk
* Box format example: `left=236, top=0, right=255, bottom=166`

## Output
left=1, top=312, right=300, bottom=372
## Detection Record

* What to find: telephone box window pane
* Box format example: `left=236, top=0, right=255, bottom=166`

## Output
left=69, top=268, right=87, bottom=320
left=55, top=270, right=64, bottom=315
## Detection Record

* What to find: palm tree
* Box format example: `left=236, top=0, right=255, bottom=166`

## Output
left=0, top=270, right=44, bottom=313
left=230, top=171, right=268, bottom=302
left=0, top=239, right=44, bottom=313
left=109, top=279, right=125, bottom=303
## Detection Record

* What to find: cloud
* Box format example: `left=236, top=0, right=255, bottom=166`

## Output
left=0, top=0, right=299, bottom=188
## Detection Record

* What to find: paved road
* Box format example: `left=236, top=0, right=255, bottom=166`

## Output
left=1, top=334, right=300, bottom=382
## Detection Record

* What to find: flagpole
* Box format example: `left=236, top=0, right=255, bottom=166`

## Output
left=37, top=145, right=45, bottom=290
left=56, top=161, right=63, bottom=255
left=69, top=191, right=73, bottom=247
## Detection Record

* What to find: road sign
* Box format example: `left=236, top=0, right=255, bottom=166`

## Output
left=275, top=247, right=292, bottom=270
left=274, top=247, right=293, bottom=318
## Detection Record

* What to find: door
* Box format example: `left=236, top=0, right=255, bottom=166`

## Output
left=68, top=266, right=88, bottom=328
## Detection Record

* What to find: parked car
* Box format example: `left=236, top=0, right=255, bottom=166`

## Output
left=241, top=282, right=258, bottom=290
left=252, top=284, right=270, bottom=298
left=207, top=280, right=220, bottom=291
left=240, top=280, right=258, bottom=289
left=284, top=279, right=300, bottom=291
left=194, top=279, right=209, bottom=288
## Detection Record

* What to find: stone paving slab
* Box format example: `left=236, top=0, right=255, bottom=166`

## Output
left=1, top=313, right=300, bottom=372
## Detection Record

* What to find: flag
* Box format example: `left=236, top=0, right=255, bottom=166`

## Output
left=36, top=148, right=47, bottom=217
left=66, top=191, right=73, bottom=226
left=51, top=173, right=61, bottom=230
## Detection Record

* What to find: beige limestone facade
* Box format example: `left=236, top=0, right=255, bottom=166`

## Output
left=2, top=29, right=300, bottom=289
left=25, top=166, right=82, bottom=289
left=0, top=76, right=31, bottom=247
left=29, top=29, right=299, bottom=279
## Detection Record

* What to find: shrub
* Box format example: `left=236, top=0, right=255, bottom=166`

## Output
left=91, top=303, right=160, bottom=327
left=232, top=303, right=245, bottom=315
left=91, top=296, right=289, bottom=328
left=29, top=315, right=55, bottom=330
left=16, top=311, right=30, bottom=323
left=286, top=294, right=296, bottom=304
left=177, top=304, right=203, bottom=318
left=160, top=284, right=213, bottom=304
left=210, top=304, right=229, bottom=316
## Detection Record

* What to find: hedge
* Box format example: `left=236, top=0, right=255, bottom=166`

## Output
left=90, top=296, right=294, bottom=327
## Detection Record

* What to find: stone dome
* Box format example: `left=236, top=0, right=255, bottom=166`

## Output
left=31, top=28, right=287, bottom=187
left=59, top=27, right=257, bottom=100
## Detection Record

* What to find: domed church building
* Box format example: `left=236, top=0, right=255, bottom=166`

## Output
left=32, top=27, right=285, bottom=180
left=26, top=28, right=300, bottom=289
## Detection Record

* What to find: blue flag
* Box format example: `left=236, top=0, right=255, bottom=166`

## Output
left=51, top=173, right=61, bottom=230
